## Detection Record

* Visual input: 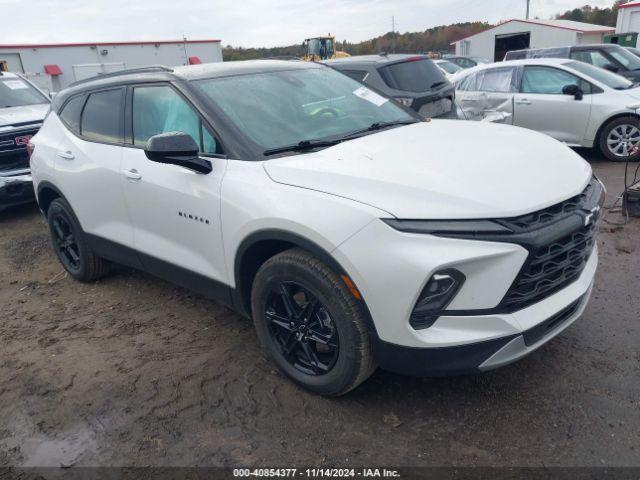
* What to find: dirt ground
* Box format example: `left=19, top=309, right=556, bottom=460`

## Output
left=0, top=151, right=639, bottom=468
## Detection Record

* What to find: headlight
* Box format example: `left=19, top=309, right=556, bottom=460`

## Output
left=394, top=97, right=414, bottom=108
left=410, top=269, right=466, bottom=329
left=382, top=219, right=513, bottom=235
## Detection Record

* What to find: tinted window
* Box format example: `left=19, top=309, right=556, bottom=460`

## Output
left=81, top=89, right=123, bottom=143
left=59, top=95, right=85, bottom=134
left=608, top=47, right=640, bottom=70
left=437, top=61, right=463, bottom=74
left=476, top=67, right=518, bottom=93
left=570, top=50, right=613, bottom=69
left=0, top=77, right=48, bottom=108
left=132, top=85, right=219, bottom=154
left=379, top=58, right=447, bottom=92
left=521, top=66, right=591, bottom=95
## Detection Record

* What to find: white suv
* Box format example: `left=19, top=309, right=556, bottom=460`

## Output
left=30, top=61, right=604, bottom=395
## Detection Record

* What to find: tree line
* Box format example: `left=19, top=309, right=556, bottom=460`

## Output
left=222, top=1, right=625, bottom=61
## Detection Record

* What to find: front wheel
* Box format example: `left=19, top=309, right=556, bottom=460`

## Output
left=251, top=248, right=376, bottom=396
left=599, top=117, right=640, bottom=162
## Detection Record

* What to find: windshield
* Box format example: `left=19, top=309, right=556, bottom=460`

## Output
left=378, top=58, right=448, bottom=92
left=0, top=76, right=48, bottom=108
left=437, top=61, right=463, bottom=74
left=195, top=67, right=416, bottom=153
left=565, top=61, right=633, bottom=90
left=607, top=47, right=640, bottom=70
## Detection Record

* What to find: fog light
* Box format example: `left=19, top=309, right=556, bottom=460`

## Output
left=409, top=269, right=465, bottom=330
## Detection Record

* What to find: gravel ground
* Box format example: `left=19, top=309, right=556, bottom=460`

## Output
left=0, top=152, right=638, bottom=468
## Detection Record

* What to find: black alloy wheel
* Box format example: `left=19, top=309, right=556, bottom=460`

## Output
left=265, top=281, right=339, bottom=376
left=51, top=213, right=81, bottom=273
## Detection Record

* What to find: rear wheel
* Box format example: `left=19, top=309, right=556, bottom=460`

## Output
left=47, top=198, right=111, bottom=282
left=599, top=117, right=640, bottom=162
left=251, top=248, right=376, bottom=396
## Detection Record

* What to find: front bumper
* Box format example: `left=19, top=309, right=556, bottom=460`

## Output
left=0, top=169, right=35, bottom=210
left=334, top=215, right=598, bottom=376
left=373, top=281, right=593, bottom=376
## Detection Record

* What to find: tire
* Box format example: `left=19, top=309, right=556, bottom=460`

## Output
left=598, top=117, right=640, bottom=162
left=47, top=198, right=111, bottom=282
left=251, top=248, right=376, bottom=396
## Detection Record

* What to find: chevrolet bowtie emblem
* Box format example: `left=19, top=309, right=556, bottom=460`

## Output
left=583, top=206, right=600, bottom=227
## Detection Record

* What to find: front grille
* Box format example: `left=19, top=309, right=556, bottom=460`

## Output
left=501, top=222, right=596, bottom=310
left=0, top=127, right=38, bottom=172
left=496, top=177, right=601, bottom=311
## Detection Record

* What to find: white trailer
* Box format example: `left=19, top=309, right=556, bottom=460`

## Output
left=0, top=39, right=223, bottom=93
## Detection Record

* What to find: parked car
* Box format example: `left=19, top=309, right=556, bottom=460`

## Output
left=454, top=58, right=640, bottom=161
left=504, top=44, right=640, bottom=82
left=31, top=61, right=602, bottom=395
left=446, top=56, right=491, bottom=69
left=434, top=59, right=464, bottom=78
left=625, top=46, right=640, bottom=59
left=0, top=72, right=49, bottom=212
left=323, top=54, right=455, bottom=118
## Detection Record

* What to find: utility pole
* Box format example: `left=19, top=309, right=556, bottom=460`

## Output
left=526, top=0, right=530, bottom=19
left=391, top=16, right=396, bottom=53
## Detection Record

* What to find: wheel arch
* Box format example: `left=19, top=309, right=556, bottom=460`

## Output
left=594, top=112, right=640, bottom=148
left=36, top=181, right=68, bottom=216
left=233, top=229, right=379, bottom=337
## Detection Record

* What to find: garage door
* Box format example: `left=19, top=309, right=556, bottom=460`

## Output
left=0, top=53, right=24, bottom=73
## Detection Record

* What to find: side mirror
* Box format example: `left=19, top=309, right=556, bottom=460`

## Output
left=144, top=132, right=212, bottom=174
left=603, top=63, right=619, bottom=73
left=562, top=84, right=583, bottom=101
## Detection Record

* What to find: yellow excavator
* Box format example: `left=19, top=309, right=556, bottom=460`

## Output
left=302, top=35, right=350, bottom=61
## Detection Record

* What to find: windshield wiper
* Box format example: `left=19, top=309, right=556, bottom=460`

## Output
left=339, top=120, right=419, bottom=140
left=263, top=139, right=342, bottom=156
left=430, top=81, right=446, bottom=89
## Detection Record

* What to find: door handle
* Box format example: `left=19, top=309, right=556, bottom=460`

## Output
left=56, top=150, right=75, bottom=160
left=515, top=99, right=532, bottom=105
left=123, top=169, right=142, bottom=181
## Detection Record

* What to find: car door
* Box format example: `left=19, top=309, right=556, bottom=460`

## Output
left=54, top=88, right=135, bottom=250
left=120, top=83, right=229, bottom=288
left=513, top=66, right=593, bottom=145
left=455, top=67, right=516, bottom=123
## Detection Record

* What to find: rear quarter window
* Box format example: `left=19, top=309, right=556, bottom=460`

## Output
left=59, top=95, right=86, bottom=134
left=80, top=89, right=124, bottom=143
left=378, top=59, right=446, bottom=92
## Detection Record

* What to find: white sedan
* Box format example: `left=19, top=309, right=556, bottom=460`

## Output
left=453, top=58, right=640, bottom=161
left=433, top=59, right=464, bottom=79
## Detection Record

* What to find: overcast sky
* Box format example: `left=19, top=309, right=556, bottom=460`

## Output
left=1, top=0, right=616, bottom=47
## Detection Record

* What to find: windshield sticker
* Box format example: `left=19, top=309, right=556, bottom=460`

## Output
left=353, top=86, right=388, bottom=107
left=3, top=80, right=29, bottom=90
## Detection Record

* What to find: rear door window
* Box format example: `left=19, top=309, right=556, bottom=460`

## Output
left=80, top=89, right=124, bottom=143
left=476, top=67, right=518, bottom=93
left=378, top=58, right=446, bottom=92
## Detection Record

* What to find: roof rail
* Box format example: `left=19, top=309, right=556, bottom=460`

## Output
left=69, top=65, right=174, bottom=87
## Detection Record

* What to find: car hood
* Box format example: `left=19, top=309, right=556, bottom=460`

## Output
left=263, top=121, right=592, bottom=219
left=0, top=104, right=49, bottom=129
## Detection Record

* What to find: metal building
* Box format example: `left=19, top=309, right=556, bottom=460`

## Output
left=0, top=39, right=222, bottom=93
left=615, top=1, right=640, bottom=46
left=451, top=19, right=614, bottom=62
